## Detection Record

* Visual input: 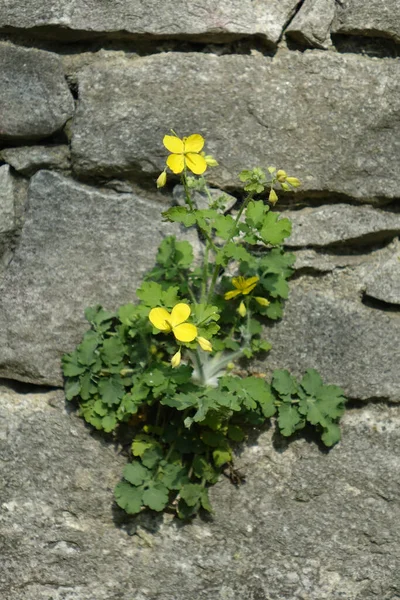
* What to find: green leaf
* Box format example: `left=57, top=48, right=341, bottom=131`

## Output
left=259, top=248, right=295, bottom=276
left=227, top=425, right=245, bottom=442
left=93, top=399, right=108, bottom=416
left=101, top=337, right=126, bottom=366
left=161, top=286, right=180, bottom=308
left=321, top=422, right=342, bottom=447
left=62, top=355, right=86, bottom=377
left=118, top=303, right=138, bottom=326
left=136, top=281, right=163, bottom=307
left=213, top=214, right=235, bottom=240
left=216, top=242, right=255, bottom=267
left=179, top=483, right=203, bottom=507
left=98, top=376, right=125, bottom=406
left=123, top=462, right=151, bottom=486
left=157, top=236, right=193, bottom=269
left=192, top=304, right=220, bottom=326
left=162, top=206, right=196, bottom=227
left=259, top=213, right=292, bottom=245
left=201, top=430, right=227, bottom=448
left=265, top=300, right=283, bottom=320
left=317, top=386, right=346, bottom=419
left=141, top=446, right=163, bottom=469
left=142, top=482, right=169, bottom=511
left=213, top=446, right=232, bottom=468
left=192, top=456, right=219, bottom=483
left=114, top=481, right=143, bottom=514
left=159, top=463, right=189, bottom=490
left=301, top=369, right=323, bottom=396
left=200, top=488, right=213, bottom=512
left=161, top=392, right=199, bottom=411
left=77, top=331, right=100, bottom=366
left=132, top=434, right=160, bottom=457
left=272, top=370, right=298, bottom=397
left=261, top=274, right=289, bottom=299
left=142, top=368, right=165, bottom=388
left=277, top=403, right=303, bottom=436
left=64, top=378, right=80, bottom=401
left=245, top=200, right=267, bottom=227
left=101, top=413, right=118, bottom=432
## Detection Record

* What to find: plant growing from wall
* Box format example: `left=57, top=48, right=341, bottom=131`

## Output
left=62, top=132, right=347, bottom=520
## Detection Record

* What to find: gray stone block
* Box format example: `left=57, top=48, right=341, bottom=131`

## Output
left=0, top=43, right=74, bottom=142
left=0, top=0, right=300, bottom=44
left=285, top=0, right=336, bottom=48
left=1, top=145, right=71, bottom=176
left=0, top=171, right=182, bottom=386
left=71, top=51, right=400, bottom=202
left=285, top=204, right=400, bottom=247
left=1, top=383, right=399, bottom=599
left=332, top=0, right=400, bottom=44
left=0, top=164, right=15, bottom=234
left=363, top=240, right=400, bottom=306
left=260, top=272, right=400, bottom=401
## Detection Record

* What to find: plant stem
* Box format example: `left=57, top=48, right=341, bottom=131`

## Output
left=206, top=192, right=254, bottom=302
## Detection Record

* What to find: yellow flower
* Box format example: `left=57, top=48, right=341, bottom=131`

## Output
left=156, top=170, right=167, bottom=188
left=224, top=276, right=259, bottom=300
left=163, top=134, right=207, bottom=175
left=149, top=303, right=197, bottom=342
left=237, top=301, right=247, bottom=317
left=255, top=297, right=270, bottom=307
left=171, top=349, right=181, bottom=368
left=197, top=336, right=212, bottom=352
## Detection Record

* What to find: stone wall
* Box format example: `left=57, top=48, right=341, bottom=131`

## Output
left=0, top=2, right=399, bottom=599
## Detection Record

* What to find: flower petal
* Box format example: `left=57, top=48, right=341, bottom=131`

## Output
left=242, top=276, right=259, bottom=295
left=224, top=289, right=241, bottom=300
left=232, top=276, right=246, bottom=291
left=183, top=134, right=205, bottom=153
left=149, top=307, right=172, bottom=331
left=163, top=135, right=184, bottom=154
left=173, top=323, right=198, bottom=342
left=185, top=153, right=207, bottom=175
left=170, top=303, right=191, bottom=327
left=167, top=153, right=185, bottom=174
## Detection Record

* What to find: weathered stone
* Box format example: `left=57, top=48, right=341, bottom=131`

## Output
left=332, top=0, right=400, bottom=44
left=1, top=145, right=71, bottom=176
left=363, top=240, right=400, bottom=305
left=71, top=51, right=400, bottom=202
left=0, top=0, right=300, bottom=44
left=0, top=43, right=74, bottom=142
left=260, top=271, right=400, bottom=401
left=1, top=382, right=399, bottom=600
left=173, top=184, right=237, bottom=213
left=0, top=171, right=184, bottom=386
left=285, top=0, right=335, bottom=48
left=285, top=204, right=400, bottom=247
left=0, top=164, right=15, bottom=234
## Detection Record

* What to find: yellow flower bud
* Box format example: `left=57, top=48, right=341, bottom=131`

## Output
left=150, top=345, right=158, bottom=355
left=156, top=170, right=167, bottom=188
left=267, top=166, right=276, bottom=174
left=227, top=362, right=235, bottom=370
left=276, top=169, right=287, bottom=183
left=238, top=301, right=247, bottom=317
left=280, top=182, right=290, bottom=191
left=197, top=336, right=212, bottom=352
left=171, top=349, right=181, bottom=368
left=269, top=189, right=278, bottom=205
left=255, top=296, right=270, bottom=307
left=204, top=155, right=219, bottom=167
left=286, top=177, right=301, bottom=188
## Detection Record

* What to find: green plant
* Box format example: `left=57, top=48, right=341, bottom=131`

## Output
left=63, top=132, right=346, bottom=520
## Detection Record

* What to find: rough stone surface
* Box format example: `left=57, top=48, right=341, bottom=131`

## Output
left=0, top=171, right=182, bottom=386
left=0, top=43, right=74, bottom=142
left=0, top=164, right=15, bottom=234
left=332, top=0, right=400, bottom=44
left=285, top=0, right=335, bottom=48
left=71, top=51, right=400, bottom=202
left=1, top=382, right=399, bottom=600
left=363, top=240, right=400, bottom=305
left=0, top=0, right=300, bottom=44
left=285, top=204, right=400, bottom=247
left=1, top=145, right=71, bottom=176
left=261, top=271, right=400, bottom=402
